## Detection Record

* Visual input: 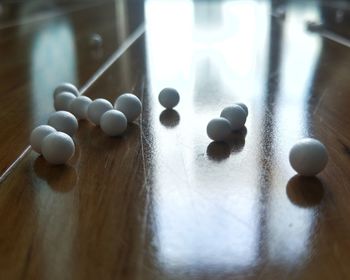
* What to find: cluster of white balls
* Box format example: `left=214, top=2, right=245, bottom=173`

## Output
left=207, top=103, right=248, bottom=142
left=204, top=102, right=328, bottom=176
left=31, top=83, right=330, bottom=177
left=30, top=83, right=142, bottom=165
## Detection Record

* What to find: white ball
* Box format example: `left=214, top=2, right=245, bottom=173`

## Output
left=100, top=110, right=127, bottom=136
left=48, top=111, right=78, bottom=136
left=87, top=98, right=113, bottom=125
left=220, top=105, right=247, bottom=131
left=114, top=93, right=142, bottom=123
left=69, top=96, right=92, bottom=120
left=53, top=83, right=79, bottom=99
left=30, top=125, right=56, bottom=154
left=207, top=117, right=231, bottom=142
left=289, top=138, right=328, bottom=176
left=235, top=102, right=248, bottom=117
left=41, top=132, right=75, bottom=165
left=54, top=91, right=76, bottom=111
left=158, top=88, right=180, bottom=109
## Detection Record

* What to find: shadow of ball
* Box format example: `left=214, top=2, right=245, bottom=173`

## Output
left=286, top=175, right=324, bottom=208
left=34, top=157, right=77, bottom=193
left=206, top=141, right=231, bottom=161
left=159, top=109, right=180, bottom=128
left=225, top=126, right=247, bottom=153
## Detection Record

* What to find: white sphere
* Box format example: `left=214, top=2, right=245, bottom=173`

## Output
left=48, top=111, right=78, bottom=136
left=53, top=83, right=79, bottom=99
left=235, top=102, right=248, bottom=117
left=207, top=117, right=231, bottom=142
left=100, top=110, right=127, bottom=136
left=69, top=96, right=92, bottom=120
left=289, top=138, right=328, bottom=176
left=42, top=132, right=75, bottom=165
left=220, top=105, right=247, bottom=131
left=54, top=91, right=76, bottom=111
left=30, top=125, right=56, bottom=154
left=114, top=93, right=142, bottom=123
left=90, top=33, right=103, bottom=47
left=158, top=88, right=180, bottom=109
left=87, top=98, right=113, bottom=125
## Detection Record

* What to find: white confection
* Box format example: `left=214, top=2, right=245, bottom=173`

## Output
left=53, top=83, right=79, bottom=99
left=100, top=110, right=127, bottom=136
left=87, top=98, right=113, bottom=125
left=206, top=117, right=231, bottom=142
left=90, top=33, right=103, bottom=47
left=158, top=88, right=180, bottom=109
left=48, top=111, right=78, bottom=136
left=114, top=93, right=142, bottom=123
left=220, top=105, right=247, bottom=131
left=289, top=138, right=328, bottom=176
left=235, top=102, right=248, bottom=117
left=30, top=125, right=56, bottom=154
left=69, top=96, right=92, bottom=120
left=54, top=91, right=76, bottom=111
left=42, top=132, right=75, bottom=165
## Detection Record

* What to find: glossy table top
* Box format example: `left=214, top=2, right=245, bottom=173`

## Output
left=1, top=0, right=350, bottom=279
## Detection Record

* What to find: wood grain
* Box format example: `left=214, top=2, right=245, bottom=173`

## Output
left=1, top=1, right=350, bottom=280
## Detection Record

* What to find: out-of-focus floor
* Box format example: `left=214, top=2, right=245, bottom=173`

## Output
left=0, top=0, right=350, bottom=279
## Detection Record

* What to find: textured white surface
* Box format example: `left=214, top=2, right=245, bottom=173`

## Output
left=53, top=82, right=79, bottom=99
left=207, top=118, right=231, bottom=142
left=289, top=138, right=328, bottom=176
left=30, top=125, right=56, bottom=154
left=87, top=98, right=113, bottom=125
left=114, top=93, right=142, bottom=123
left=220, top=105, right=247, bottom=131
left=54, top=92, right=76, bottom=111
left=69, top=96, right=92, bottom=120
left=42, top=132, right=75, bottom=165
left=158, top=88, right=180, bottom=109
left=100, top=110, right=128, bottom=136
left=48, top=111, right=78, bottom=136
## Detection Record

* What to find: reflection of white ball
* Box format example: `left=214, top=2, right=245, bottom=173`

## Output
left=48, top=111, right=78, bottom=136
left=69, top=96, right=92, bottom=120
left=30, top=125, right=56, bottom=154
left=158, top=88, right=180, bottom=109
left=289, top=138, right=328, bottom=176
left=235, top=102, right=248, bottom=117
left=220, top=105, right=246, bottom=131
left=42, top=132, right=75, bottom=165
left=100, top=110, right=127, bottom=136
left=54, top=92, right=76, bottom=111
left=53, top=83, right=79, bottom=99
left=87, top=98, right=113, bottom=125
left=114, top=93, right=142, bottom=123
left=207, top=118, right=231, bottom=142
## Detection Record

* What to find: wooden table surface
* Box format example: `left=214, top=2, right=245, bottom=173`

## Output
left=1, top=0, right=350, bottom=279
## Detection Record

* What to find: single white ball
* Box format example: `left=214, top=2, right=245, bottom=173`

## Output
left=90, top=33, right=103, bottom=47
left=220, top=105, right=247, bottom=131
left=207, top=117, right=231, bottom=142
left=158, top=88, right=180, bottom=109
left=100, top=110, right=127, bottom=136
left=87, top=98, right=113, bottom=125
left=114, top=93, right=142, bottom=123
left=54, top=91, right=76, bottom=111
left=41, top=132, right=75, bottom=165
left=235, top=102, right=248, bottom=117
left=48, top=111, right=78, bottom=136
left=30, top=125, right=56, bottom=154
left=53, top=83, right=79, bottom=99
left=289, top=138, right=328, bottom=176
left=69, top=96, right=92, bottom=120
